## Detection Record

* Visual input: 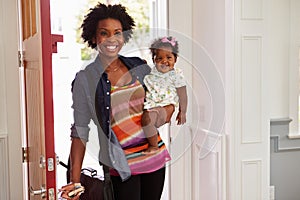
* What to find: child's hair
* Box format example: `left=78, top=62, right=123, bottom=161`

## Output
left=149, top=36, right=179, bottom=62
left=81, top=3, right=135, bottom=49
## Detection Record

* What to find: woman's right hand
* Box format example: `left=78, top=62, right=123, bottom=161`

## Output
left=61, top=138, right=86, bottom=199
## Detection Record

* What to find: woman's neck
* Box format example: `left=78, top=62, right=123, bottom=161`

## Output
left=99, top=55, right=119, bottom=68
left=99, top=56, right=122, bottom=73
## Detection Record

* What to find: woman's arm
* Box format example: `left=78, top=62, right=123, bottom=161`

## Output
left=59, top=138, right=86, bottom=199
left=60, top=72, right=90, bottom=199
left=70, top=138, right=86, bottom=183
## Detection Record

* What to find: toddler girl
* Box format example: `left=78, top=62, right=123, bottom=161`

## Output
left=142, top=36, right=188, bottom=154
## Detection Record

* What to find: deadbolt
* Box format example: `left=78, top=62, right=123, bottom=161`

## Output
left=39, top=155, right=46, bottom=168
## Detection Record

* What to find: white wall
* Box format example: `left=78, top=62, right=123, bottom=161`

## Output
left=168, top=0, right=193, bottom=199
left=0, top=0, right=24, bottom=199
left=168, top=0, right=226, bottom=199
left=192, top=0, right=226, bottom=200
left=263, top=0, right=300, bottom=134
left=289, top=0, right=300, bottom=134
left=268, top=0, right=290, bottom=118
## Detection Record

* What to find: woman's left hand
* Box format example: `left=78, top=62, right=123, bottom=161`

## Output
left=59, top=182, right=84, bottom=200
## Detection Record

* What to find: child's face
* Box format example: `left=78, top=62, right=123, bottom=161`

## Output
left=154, top=47, right=176, bottom=73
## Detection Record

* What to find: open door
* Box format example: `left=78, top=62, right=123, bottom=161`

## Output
left=20, top=0, right=62, bottom=199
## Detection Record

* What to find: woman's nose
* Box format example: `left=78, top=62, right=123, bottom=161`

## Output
left=106, top=34, right=116, bottom=41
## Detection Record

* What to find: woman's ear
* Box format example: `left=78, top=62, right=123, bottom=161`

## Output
left=92, top=37, right=96, bottom=44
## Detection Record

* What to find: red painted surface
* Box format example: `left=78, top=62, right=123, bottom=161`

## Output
left=40, top=0, right=57, bottom=197
left=52, top=34, right=64, bottom=53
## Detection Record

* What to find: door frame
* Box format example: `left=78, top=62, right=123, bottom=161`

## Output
left=40, top=0, right=57, bottom=196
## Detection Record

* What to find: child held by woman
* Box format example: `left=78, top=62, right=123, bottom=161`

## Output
left=142, top=36, right=188, bottom=154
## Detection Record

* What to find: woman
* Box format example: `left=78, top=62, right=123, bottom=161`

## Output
left=60, top=3, right=171, bottom=200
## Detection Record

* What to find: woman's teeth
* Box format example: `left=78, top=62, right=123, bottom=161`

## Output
left=106, top=45, right=117, bottom=50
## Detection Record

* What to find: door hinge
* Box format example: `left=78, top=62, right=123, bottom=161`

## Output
left=22, top=147, right=28, bottom=163
left=48, top=188, right=55, bottom=200
left=47, top=157, right=54, bottom=171
left=18, top=50, right=24, bottom=68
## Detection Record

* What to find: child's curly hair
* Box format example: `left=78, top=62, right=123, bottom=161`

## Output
left=150, top=36, right=179, bottom=61
left=81, top=3, right=135, bottom=49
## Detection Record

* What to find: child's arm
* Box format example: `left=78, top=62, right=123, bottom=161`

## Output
left=176, top=86, right=188, bottom=125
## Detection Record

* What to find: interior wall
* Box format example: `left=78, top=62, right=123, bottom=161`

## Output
left=269, top=1, right=300, bottom=199
left=270, top=119, right=300, bottom=200
left=169, top=0, right=226, bottom=199
left=266, top=0, right=300, bottom=135
left=268, top=0, right=290, bottom=119
left=168, top=0, right=193, bottom=199
left=0, top=0, right=7, bottom=133
left=192, top=0, right=225, bottom=200
left=288, top=0, right=300, bottom=134
left=192, top=0, right=225, bottom=78
left=0, top=0, right=24, bottom=199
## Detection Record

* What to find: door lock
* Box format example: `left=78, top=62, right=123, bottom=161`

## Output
left=39, top=155, right=46, bottom=168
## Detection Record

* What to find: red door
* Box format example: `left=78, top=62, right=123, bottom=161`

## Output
left=21, top=0, right=62, bottom=199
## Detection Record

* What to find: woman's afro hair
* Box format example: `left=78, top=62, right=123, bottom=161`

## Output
left=81, top=3, right=135, bottom=49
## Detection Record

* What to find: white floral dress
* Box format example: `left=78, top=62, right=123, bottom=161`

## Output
left=143, top=66, right=186, bottom=109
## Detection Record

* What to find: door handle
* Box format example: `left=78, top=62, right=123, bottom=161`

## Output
left=29, top=186, right=46, bottom=198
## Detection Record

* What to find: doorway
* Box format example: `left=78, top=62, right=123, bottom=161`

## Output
left=50, top=0, right=170, bottom=199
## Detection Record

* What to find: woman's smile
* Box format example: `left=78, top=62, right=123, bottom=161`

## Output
left=95, top=18, right=124, bottom=58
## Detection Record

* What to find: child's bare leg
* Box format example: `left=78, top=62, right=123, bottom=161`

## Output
left=145, top=135, right=159, bottom=153
left=154, top=104, right=175, bottom=127
left=142, top=110, right=160, bottom=154
left=142, top=105, right=175, bottom=154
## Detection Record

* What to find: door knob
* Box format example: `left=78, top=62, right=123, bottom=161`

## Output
left=29, top=185, right=46, bottom=198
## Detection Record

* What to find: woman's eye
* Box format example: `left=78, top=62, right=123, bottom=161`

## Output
left=115, top=32, right=123, bottom=36
left=99, top=31, right=108, bottom=36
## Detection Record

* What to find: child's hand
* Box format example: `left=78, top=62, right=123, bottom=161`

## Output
left=176, top=111, right=186, bottom=125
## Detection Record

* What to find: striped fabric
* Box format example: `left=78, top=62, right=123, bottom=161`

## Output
left=110, top=80, right=171, bottom=175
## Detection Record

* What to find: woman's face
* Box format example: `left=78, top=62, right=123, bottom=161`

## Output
left=94, top=18, right=124, bottom=59
left=154, top=47, right=176, bottom=73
